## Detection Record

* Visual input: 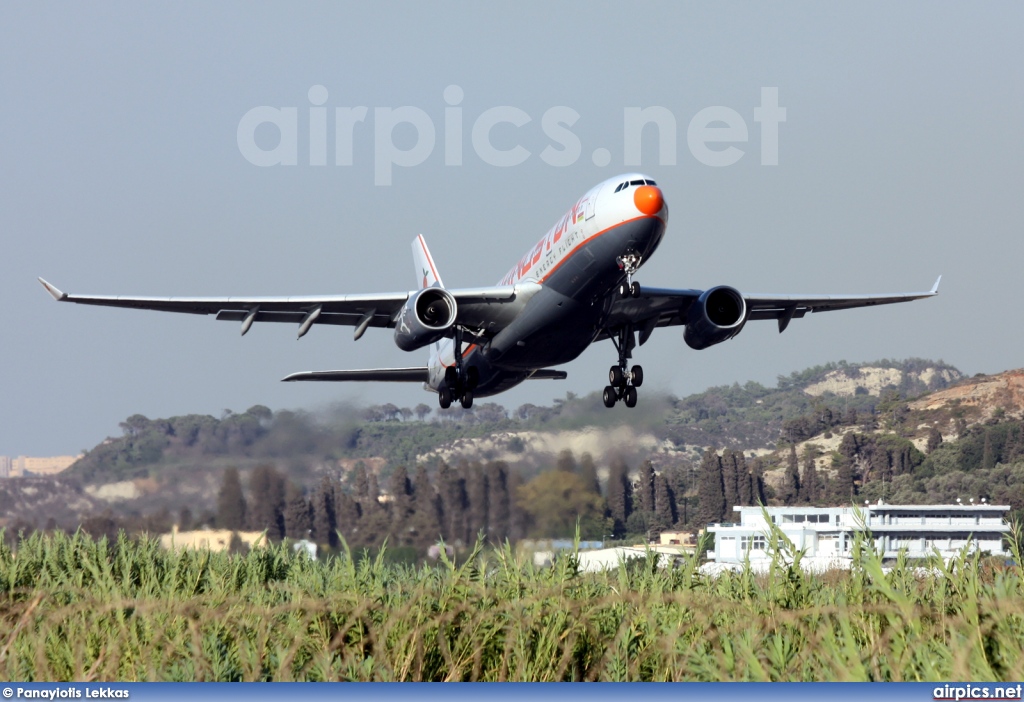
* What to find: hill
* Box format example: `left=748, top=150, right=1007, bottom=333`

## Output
left=6, top=357, right=1024, bottom=544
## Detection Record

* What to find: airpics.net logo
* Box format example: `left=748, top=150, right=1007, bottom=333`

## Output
left=236, top=85, right=786, bottom=185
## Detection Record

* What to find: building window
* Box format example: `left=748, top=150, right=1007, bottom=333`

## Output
left=740, top=535, right=766, bottom=552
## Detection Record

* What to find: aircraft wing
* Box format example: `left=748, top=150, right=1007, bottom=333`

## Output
left=37, top=278, right=525, bottom=339
left=603, top=277, right=941, bottom=343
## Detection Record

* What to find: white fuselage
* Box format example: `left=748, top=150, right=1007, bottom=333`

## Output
left=427, top=173, right=668, bottom=396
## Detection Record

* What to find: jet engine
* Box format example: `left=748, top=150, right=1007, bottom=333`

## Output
left=393, top=287, right=458, bottom=351
left=683, top=286, right=747, bottom=350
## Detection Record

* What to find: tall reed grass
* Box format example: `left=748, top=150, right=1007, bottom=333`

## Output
left=0, top=526, right=1022, bottom=681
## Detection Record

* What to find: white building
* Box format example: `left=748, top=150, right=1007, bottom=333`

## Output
left=707, top=502, right=1011, bottom=564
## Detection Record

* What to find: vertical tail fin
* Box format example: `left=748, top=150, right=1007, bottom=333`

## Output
left=412, top=234, right=444, bottom=289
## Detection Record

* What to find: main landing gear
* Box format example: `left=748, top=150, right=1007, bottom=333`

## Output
left=603, top=325, right=643, bottom=409
left=439, top=328, right=478, bottom=410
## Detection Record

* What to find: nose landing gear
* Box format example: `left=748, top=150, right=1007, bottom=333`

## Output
left=602, top=325, right=643, bottom=408
left=616, top=252, right=643, bottom=298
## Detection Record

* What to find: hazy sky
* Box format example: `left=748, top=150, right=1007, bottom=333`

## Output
left=3, top=3, right=1023, bottom=456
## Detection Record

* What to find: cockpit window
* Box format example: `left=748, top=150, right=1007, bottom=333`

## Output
left=630, top=179, right=644, bottom=186
left=645, top=179, right=657, bottom=186
left=614, top=183, right=623, bottom=193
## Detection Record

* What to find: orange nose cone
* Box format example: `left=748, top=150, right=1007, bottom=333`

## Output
left=634, top=185, right=664, bottom=215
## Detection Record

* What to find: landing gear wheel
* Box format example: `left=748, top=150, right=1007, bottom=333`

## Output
left=603, top=386, right=618, bottom=408
left=609, top=365, right=626, bottom=387
left=619, top=283, right=631, bottom=298
left=460, top=390, right=474, bottom=409
left=444, top=366, right=459, bottom=389
left=630, top=365, right=644, bottom=388
left=439, top=386, right=453, bottom=409
left=466, top=366, right=480, bottom=390
left=624, top=386, right=638, bottom=408
left=630, top=281, right=641, bottom=298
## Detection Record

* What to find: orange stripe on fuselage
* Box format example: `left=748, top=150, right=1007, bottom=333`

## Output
left=442, top=214, right=662, bottom=371
left=534, top=214, right=662, bottom=286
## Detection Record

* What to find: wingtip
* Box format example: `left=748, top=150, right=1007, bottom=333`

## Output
left=931, top=275, right=942, bottom=294
left=38, top=277, right=67, bottom=301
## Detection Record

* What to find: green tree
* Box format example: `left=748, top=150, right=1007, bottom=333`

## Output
left=517, top=470, right=604, bottom=538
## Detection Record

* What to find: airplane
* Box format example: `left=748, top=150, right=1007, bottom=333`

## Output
left=38, top=173, right=940, bottom=410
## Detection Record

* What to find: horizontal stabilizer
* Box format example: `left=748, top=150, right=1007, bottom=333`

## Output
left=529, top=369, right=568, bottom=380
left=282, top=368, right=429, bottom=382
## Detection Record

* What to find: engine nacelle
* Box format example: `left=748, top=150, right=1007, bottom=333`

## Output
left=683, top=285, right=747, bottom=350
left=393, top=287, right=458, bottom=352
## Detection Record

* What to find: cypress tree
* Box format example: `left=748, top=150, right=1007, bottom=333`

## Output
left=926, top=426, right=943, bottom=454
left=352, top=462, right=370, bottom=499
left=637, top=460, right=656, bottom=514
left=408, top=464, right=442, bottom=549
left=389, top=465, right=415, bottom=542
left=506, top=468, right=528, bottom=542
left=831, top=454, right=857, bottom=503
left=284, top=482, right=312, bottom=540
left=802, top=452, right=820, bottom=504
left=438, top=461, right=466, bottom=544
left=464, top=461, right=489, bottom=542
left=311, top=476, right=337, bottom=547
left=982, top=431, right=996, bottom=470
left=333, top=490, right=360, bottom=545
left=781, top=445, right=800, bottom=505
left=216, top=466, right=246, bottom=530
left=696, top=449, right=726, bottom=526
left=358, top=472, right=391, bottom=547
left=579, top=452, right=601, bottom=496
left=751, top=458, right=767, bottom=505
left=721, top=450, right=739, bottom=512
left=736, top=453, right=753, bottom=506
left=555, top=449, right=577, bottom=474
left=606, top=456, right=632, bottom=535
left=654, top=473, right=676, bottom=530
left=486, top=461, right=511, bottom=543
left=248, top=465, right=285, bottom=540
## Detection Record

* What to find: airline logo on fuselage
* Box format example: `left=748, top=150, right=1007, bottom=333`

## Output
left=500, top=195, right=589, bottom=285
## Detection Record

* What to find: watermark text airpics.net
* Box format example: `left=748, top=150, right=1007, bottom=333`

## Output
left=237, top=85, right=786, bottom=185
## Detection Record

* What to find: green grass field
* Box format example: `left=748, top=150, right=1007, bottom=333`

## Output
left=1, top=528, right=1023, bottom=681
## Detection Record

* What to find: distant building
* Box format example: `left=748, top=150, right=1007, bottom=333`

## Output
left=160, top=527, right=267, bottom=552
left=659, top=530, right=697, bottom=548
left=707, top=503, right=1011, bottom=565
left=0, top=455, right=81, bottom=477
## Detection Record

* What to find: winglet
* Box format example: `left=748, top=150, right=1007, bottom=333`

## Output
left=38, top=278, right=67, bottom=301
left=930, top=275, right=942, bottom=295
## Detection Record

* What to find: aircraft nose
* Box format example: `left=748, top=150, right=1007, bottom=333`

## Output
left=634, top=185, right=664, bottom=215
